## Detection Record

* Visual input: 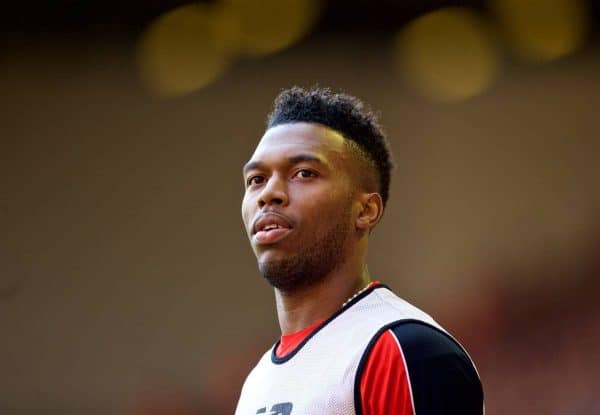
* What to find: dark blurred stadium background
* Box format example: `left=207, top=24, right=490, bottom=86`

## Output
left=2, top=0, right=600, bottom=414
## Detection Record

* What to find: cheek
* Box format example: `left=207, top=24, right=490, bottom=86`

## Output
left=301, top=190, right=351, bottom=223
left=241, top=196, right=253, bottom=229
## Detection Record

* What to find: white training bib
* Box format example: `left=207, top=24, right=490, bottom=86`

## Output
left=235, top=286, right=443, bottom=415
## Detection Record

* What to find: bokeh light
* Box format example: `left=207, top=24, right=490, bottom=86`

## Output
left=394, top=7, right=501, bottom=102
left=491, top=0, right=589, bottom=62
left=137, top=4, right=230, bottom=97
left=137, top=0, right=321, bottom=97
left=219, top=0, right=320, bottom=57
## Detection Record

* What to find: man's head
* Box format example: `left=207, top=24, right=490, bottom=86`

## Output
left=241, top=87, right=393, bottom=292
left=267, top=87, right=393, bottom=208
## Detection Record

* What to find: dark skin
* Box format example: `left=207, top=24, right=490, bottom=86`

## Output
left=242, top=122, right=383, bottom=335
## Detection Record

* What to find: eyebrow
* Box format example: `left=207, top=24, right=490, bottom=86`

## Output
left=243, top=154, right=325, bottom=175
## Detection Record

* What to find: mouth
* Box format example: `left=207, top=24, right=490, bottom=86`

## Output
left=252, top=213, right=293, bottom=245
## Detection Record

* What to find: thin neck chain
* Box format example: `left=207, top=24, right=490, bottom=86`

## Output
left=341, top=282, right=372, bottom=308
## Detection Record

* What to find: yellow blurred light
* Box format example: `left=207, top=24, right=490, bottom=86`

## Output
left=220, top=0, right=321, bottom=56
left=491, top=0, right=589, bottom=62
left=395, top=7, right=501, bottom=102
left=137, top=4, right=230, bottom=97
left=208, top=4, right=244, bottom=54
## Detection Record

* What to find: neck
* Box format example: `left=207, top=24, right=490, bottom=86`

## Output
left=274, top=263, right=371, bottom=335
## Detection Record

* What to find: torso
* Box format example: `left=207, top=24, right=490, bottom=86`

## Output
left=235, top=285, right=445, bottom=415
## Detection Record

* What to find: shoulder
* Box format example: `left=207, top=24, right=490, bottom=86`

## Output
left=357, top=320, right=483, bottom=415
left=383, top=320, right=475, bottom=366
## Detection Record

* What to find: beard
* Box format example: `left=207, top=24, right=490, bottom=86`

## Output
left=257, top=203, right=352, bottom=293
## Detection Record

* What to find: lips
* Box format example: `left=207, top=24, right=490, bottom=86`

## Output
left=252, top=213, right=293, bottom=244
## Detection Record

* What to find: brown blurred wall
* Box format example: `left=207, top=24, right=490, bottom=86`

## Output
left=1, top=34, right=600, bottom=414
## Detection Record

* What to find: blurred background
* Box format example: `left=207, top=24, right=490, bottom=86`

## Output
left=2, top=0, right=600, bottom=413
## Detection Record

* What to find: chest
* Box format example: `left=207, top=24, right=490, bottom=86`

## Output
left=235, top=288, right=440, bottom=415
left=235, top=336, right=365, bottom=415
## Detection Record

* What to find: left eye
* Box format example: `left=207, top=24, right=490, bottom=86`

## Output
left=294, top=169, right=316, bottom=179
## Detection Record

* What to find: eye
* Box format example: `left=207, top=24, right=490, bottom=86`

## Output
left=293, top=169, right=317, bottom=179
left=247, top=175, right=265, bottom=186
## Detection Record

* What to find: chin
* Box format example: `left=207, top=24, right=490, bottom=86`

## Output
left=255, top=244, right=295, bottom=260
left=256, top=251, right=292, bottom=267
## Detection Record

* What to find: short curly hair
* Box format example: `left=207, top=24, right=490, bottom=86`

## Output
left=267, top=86, right=394, bottom=208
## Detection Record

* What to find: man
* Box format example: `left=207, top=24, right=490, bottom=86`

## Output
left=236, top=87, right=483, bottom=415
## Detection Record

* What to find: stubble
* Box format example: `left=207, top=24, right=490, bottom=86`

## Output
left=258, top=202, right=352, bottom=293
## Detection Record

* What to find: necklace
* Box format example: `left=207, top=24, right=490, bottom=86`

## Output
left=341, top=281, right=373, bottom=308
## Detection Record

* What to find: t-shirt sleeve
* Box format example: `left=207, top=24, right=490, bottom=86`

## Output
left=358, top=321, right=484, bottom=415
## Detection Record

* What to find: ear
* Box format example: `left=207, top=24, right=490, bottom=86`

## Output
left=355, top=192, right=384, bottom=232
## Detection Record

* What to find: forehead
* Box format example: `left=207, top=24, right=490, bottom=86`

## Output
left=249, top=122, right=348, bottom=165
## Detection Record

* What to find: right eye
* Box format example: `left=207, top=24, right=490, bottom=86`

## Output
left=247, top=175, right=266, bottom=186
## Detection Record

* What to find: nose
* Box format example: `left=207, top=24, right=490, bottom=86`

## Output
left=258, top=175, right=288, bottom=208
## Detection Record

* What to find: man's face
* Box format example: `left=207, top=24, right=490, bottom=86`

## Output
left=241, top=122, right=359, bottom=291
